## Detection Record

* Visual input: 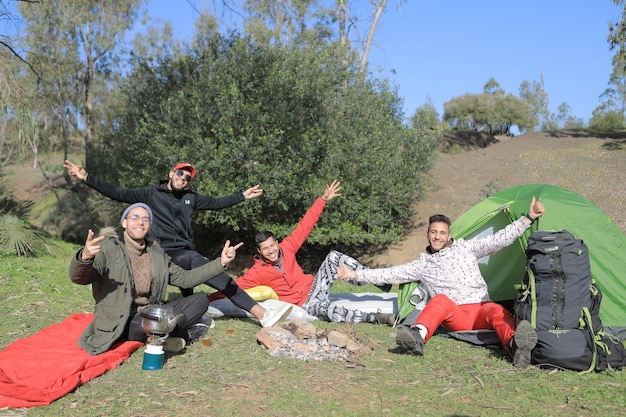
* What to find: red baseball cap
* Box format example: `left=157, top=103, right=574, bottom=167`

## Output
left=172, top=163, right=196, bottom=179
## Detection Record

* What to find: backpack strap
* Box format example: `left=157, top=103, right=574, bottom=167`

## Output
left=526, top=267, right=538, bottom=329
left=579, top=306, right=599, bottom=373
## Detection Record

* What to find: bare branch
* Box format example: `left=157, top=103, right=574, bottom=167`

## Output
left=0, top=40, right=40, bottom=80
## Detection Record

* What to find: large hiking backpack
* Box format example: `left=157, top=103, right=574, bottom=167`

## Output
left=514, top=230, right=611, bottom=372
left=516, top=230, right=594, bottom=331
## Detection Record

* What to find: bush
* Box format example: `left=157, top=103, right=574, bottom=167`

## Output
left=79, top=35, right=439, bottom=254
left=589, top=109, right=626, bottom=131
left=0, top=179, right=56, bottom=256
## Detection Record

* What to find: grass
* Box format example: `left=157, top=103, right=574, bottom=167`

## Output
left=1, top=241, right=626, bottom=417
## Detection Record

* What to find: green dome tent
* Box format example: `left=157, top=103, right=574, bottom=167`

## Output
left=397, top=184, right=626, bottom=337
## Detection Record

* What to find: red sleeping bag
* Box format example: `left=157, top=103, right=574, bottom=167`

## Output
left=0, top=313, right=143, bottom=408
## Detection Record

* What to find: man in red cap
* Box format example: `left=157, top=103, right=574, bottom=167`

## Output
left=63, top=160, right=291, bottom=328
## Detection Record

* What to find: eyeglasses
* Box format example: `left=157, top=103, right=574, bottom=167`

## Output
left=175, top=169, right=192, bottom=182
left=127, top=214, right=150, bottom=223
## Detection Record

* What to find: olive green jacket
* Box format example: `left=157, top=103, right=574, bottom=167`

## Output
left=69, top=230, right=225, bottom=355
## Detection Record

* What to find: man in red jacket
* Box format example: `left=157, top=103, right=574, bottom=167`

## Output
left=224, top=180, right=392, bottom=324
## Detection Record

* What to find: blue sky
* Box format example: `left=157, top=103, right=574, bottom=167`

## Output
left=145, top=1, right=622, bottom=124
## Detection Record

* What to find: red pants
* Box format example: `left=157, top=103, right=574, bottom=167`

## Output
left=414, top=294, right=516, bottom=353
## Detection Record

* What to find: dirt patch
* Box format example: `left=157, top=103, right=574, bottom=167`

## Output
left=440, top=131, right=499, bottom=152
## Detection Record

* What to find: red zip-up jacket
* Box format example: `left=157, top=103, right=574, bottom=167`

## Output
left=234, top=197, right=327, bottom=306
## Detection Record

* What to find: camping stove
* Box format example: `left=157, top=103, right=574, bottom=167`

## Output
left=139, top=304, right=182, bottom=370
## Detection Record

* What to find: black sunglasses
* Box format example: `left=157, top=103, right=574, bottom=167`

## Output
left=175, top=169, right=192, bottom=182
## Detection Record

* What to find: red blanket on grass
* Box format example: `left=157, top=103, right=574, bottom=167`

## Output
left=0, top=313, right=143, bottom=408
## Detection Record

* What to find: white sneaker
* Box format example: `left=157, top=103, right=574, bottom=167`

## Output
left=164, top=337, right=186, bottom=353
left=260, top=304, right=293, bottom=327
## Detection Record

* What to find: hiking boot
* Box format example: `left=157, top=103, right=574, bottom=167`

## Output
left=260, top=304, right=293, bottom=327
left=366, top=311, right=397, bottom=326
left=512, top=320, right=537, bottom=369
left=164, top=337, right=186, bottom=353
left=395, top=326, right=424, bottom=356
left=187, top=323, right=210, bottom=343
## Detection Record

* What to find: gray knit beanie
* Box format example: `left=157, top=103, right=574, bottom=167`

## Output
left=120, top=203, right=153, bottom=226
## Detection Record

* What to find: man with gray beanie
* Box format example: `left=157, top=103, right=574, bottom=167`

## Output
left=69, top=202, right=244, bottom=355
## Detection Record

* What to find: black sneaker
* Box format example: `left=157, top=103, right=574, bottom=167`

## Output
left=187, top=323, right=210, bottom=343
left=395, top=326, right=424, bottom=356
left=375, top=283, right=393, bottom=293
left=367, top=311, right=397, bottom=326
left=346, top=278, right=391, bottom=293
left=512, top=320, right=537, bottom=369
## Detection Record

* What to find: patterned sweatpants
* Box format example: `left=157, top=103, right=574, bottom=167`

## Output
left=302, top=250, right=368, bottom=323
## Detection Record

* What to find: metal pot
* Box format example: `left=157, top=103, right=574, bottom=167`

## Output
left=139, top=304, right=183, bottom=335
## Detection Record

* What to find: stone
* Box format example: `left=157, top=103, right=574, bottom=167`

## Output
left=326, top=330, right=350, bottom=348
left=259, top=321, right=369, bottom=362
left=278, top=318, right=316, bottom=339
left=256, top=327, right=286, bottom=350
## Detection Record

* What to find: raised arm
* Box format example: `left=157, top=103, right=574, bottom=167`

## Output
left=64, top=160, right=88, bottom=181
left=64, top=159, right=150, bottom=203
left=523, top=196, right=545, bottom=224
left=219, top=240, right=244, bottom=268
left=243, top=184, right=263, bottom=200
left=80, top=229, right=105, bottom=260
left=321, top=179, right=341, bottom=201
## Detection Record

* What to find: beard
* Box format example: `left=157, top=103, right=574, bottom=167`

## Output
left=169, top=180, right=187, bottom=193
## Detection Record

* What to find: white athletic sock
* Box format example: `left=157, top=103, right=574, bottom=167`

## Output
left=411, top=324, right=428, bottom=340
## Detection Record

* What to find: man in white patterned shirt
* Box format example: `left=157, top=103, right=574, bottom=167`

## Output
left=337, top=197, right=545, bottom=368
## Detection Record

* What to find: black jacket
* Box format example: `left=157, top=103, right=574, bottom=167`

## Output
left=84, top=175, right=245, bottom=251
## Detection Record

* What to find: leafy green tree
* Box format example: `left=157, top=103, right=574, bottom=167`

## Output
left=495, top=93, right=535, bottom=134
left=483, top=78, right=504, bottom=96
left=442, top=93, right=479, bottom=131
left=239, top=0, right=402, bottom=76
left=18, top=0, right=145, bottom=172
left=191, top=10, right=220, bottom=52
left=0, top=0, right=40, bottom=167
left=243, top=0, right=322, bottom=45
left=132, top=20, right=182, bottom=63
left=603, top=1, right=626, bottom=122
left=85, top=35, right=438, bottom=253
left=0, top=50, right=34, bottom=167
left=555, top=102, right=585, bottom=129
left=410, top=98, right=440, bottom=130
left=443, top=83, right=533, bottom=136
left=589, top=107, right=625, bottom=131
left=608, top=0, right=626, bottom=61
left=518, top=79, right=546, bottom=131
left=599, top=53, right=626, bottom=116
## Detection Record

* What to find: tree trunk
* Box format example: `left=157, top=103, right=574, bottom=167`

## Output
left=338, top=0, right=348, bottom=67
left=81, top=22, right=96, bottom=158
left=359, top=0, right=387, bottom=75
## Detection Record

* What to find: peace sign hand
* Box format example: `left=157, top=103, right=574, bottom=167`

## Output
left=82, top=229, right=105, bottom=260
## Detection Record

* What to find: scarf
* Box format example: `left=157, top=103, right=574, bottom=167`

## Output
left=123, top=231, right=152, bottom=310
